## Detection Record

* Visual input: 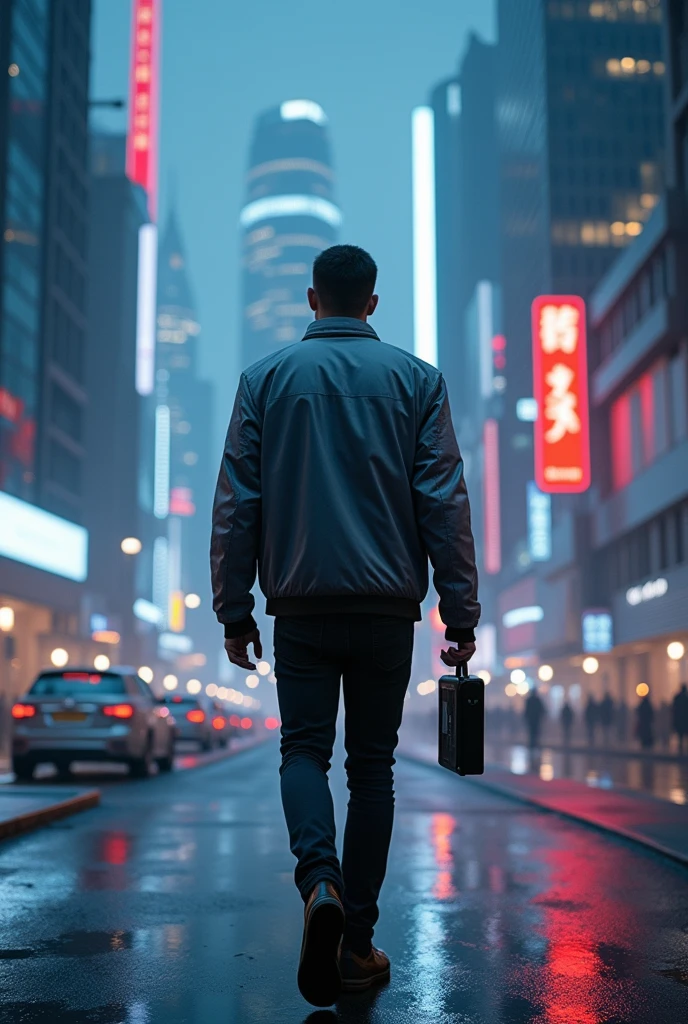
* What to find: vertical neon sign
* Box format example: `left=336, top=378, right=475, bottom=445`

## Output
left=126, top=0, right=160, bottom=222
left=532, top=295, right=591, bottom=494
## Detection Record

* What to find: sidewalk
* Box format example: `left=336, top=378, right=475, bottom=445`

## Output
left=0, top=786, right=100, bottom=839
left=399, top=738, right=688, bottom=867
left=489, top=736, right=688, bottom=763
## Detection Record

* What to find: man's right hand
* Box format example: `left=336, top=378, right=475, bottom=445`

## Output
left=224, top=629, right=263, bottom=671
left=440, top=641, right=476, bottom=668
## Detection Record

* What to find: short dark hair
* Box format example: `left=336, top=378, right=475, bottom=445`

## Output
left=312, top=245, right=378, bottom=316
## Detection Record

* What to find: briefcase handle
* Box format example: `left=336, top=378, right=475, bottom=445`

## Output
left=456, top=661, right=470, bottom=679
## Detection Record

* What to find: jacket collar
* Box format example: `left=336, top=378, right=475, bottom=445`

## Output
left=302, top=317, right=380, bottom=341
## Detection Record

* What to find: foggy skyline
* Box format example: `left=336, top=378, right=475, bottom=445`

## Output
left=90, top=0, right=495, bottom=447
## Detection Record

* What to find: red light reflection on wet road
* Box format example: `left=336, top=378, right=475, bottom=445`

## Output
left=431, top=811, right=457, bottom=900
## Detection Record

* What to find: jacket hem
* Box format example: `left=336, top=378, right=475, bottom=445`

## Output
left=266, top=596, right=421, bottom=621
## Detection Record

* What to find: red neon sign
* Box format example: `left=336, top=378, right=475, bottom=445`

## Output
left=483, top=418, right=501, bottom=574
left=532, top=296, right=590, bottom=494
left=126, top=0, right=160, bottom=221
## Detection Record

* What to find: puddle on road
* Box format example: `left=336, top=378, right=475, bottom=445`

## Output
left=0, top=930, right=132, bottom=960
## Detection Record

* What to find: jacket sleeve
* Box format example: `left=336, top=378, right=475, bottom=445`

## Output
left=412, top=374, right=481, bottom=639
left=210, top=373, right=262, bottom=638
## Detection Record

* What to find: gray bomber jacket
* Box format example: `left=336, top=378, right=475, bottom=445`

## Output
left=211, top=317, right=480, bottom=641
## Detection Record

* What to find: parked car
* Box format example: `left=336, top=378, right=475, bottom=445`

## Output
left=164, top=695, right=224, bottom=751
left=12, top=667, right=176, bottom=780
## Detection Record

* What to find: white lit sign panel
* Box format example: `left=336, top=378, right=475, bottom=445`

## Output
left=159, top=632, right=193, bottom=653
left=0, top=491, right=88, bottom=582
left=517, top=398, right=538, bottom=422
left=503, top=606, right=544, bottom=629
left=154, top=404, right=170, bottom=519
left=626, top=578, right=668, bottom=605
left=133, top=598, right=164, bottom=626
left=527, top=481, right=552, bottom=562
left=412, top=106, right=438, bottom=367
left=582, top=611, right=613, bottom=653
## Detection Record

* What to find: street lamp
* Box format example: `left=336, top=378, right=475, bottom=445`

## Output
left=668, top=641, right=685, bottom=661
left=510, top=668, right=526, bottom=684
left=538, top=664, right=554, bottom=682
left=51, top=648, right=69, bottom=668
left=138, top=666, right=154, bottom=684
left=582, top=656, right=599, bottom=675
left=121, top=537, right=142, bottom=555
left=184, top=593, right=201, bottom=609
left=163, top=674, right=178, bottom=691
left=186, top=679, right=202, bottom=694
left=246, top=674, right=259, bottom=689
left=94, top=654, right=110, bottom=671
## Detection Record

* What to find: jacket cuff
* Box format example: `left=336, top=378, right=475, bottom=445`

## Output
left=445, top=626, right=476, bottom=643
left=223, top=615, right=257, bottom=640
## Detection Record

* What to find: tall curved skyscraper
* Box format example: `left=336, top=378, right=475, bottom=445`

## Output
left=240, top=100, right=340, bottom=368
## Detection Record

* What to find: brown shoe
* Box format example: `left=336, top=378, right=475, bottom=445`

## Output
left=297, top=882, right=345, bottom=1007
left=340, top=946, right=391, bottom=992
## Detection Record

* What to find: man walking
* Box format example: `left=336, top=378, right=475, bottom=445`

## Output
left=211, top=245, right=480, bottom=1007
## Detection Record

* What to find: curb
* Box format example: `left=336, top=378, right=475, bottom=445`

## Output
left=398, top=750, right=688, bottom=870
left=0, top=789, right=101, bottom=841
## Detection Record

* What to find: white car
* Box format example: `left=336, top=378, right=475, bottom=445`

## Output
left=12, top=667, right=176, bottom=780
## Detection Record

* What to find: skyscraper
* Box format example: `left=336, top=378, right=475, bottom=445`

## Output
left=240, top=100, right=340, bottom=368
left=156, top=210, right=215, bottom=660
left=0, top=0, right=92, bottom=696
left=497, top=0, right=666, bottom=565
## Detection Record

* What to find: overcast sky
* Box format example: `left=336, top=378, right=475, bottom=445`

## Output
left=91, top=0, right=495, bottom=445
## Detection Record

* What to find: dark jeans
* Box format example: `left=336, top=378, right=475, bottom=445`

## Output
left=274, top=614, right=413, bottom=954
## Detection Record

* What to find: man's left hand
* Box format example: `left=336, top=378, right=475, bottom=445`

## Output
left=225, top=629, right=263, bottom=671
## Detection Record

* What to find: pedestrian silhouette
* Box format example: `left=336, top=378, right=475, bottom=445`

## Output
left=584, top=695, right=599, bottom=747
left=598, top=692, right=614, bottom=747
left=635, top=694, right=655, bottom=750
left=524, top=689, right=545, bottom=749
left=672, top=684, right=688, bottom=755
left=560, top=701, right=574, bottom=747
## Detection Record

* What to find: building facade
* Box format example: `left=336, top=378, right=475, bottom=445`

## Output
left=0, top=0, right=93, bottom=706
left=494, top=0, right=668, bottom=675
left=240, top=100, right=340, bottom=369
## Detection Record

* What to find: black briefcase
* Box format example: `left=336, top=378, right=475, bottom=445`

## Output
left=438, top=662, right=485, bottom=776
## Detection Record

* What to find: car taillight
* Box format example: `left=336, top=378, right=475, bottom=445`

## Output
left=103, top=704, right=135, bottom=719
left=240, top=717, right=252, bottom=730
left=212, top=715, right=226, bottom=730
left=229, top=714, right=241, bottom=727
left=12, top=704, right=36, bottom=719
left=186, top=709, right=205, bottom=724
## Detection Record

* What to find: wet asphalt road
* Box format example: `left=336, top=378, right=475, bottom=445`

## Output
left=0, top=741, right=687, bottom=1023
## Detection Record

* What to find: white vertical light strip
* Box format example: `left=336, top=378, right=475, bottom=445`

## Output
left=412, top=106, right=438, bottom=367
left=478, top=281, right=494, bottom=398
left=136, top=223, right=158, bottom=396
left=153, top=404, right=170, bottom=519
left=152, top=535, right=169, bottom=621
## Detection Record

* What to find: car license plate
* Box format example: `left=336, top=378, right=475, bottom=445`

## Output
left=51, top=711, right=87, bottom=723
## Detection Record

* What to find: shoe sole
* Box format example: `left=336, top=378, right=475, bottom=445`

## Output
left=341, top=967, right=391, bottom=992
left=298, top=899, right=345, bottom=1007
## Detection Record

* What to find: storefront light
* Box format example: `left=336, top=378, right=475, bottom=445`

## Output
left=0, top=607, right=14, bottom=632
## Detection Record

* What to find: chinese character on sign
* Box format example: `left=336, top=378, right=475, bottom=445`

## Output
left=135, top=64, right=151, bottom=84
left=133, top=132, right=149, bottom=151
left=544, top=363, right=581, bottom=443
left=539, top=303, right=580, bottom=354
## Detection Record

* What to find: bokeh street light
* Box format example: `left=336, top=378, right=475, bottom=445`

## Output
left=538, top=664, right=554, bottom=682
left=477, top=670, right=491, bottom=684
left=138, top=666, right=154, bottom=684
left=94, top=654, right=110, bottom=671
left=636, top=682, right=650, bottom=697
left=50, top=647, right=68, bottom=668
left=257, top=660, right=271, bottom=676
left=0, top=606, right=15, bottom=632
left=582, top=657, right=599, bottom=675
left=417, top=679, right=437, bottom=695
left=120, top=536, right=142, bottom=555
left=246, top=674, right=259, bottom=689
left=163, top=674, right=178, bottom=691
left=187, top=679, right=202, bottom=694
left=184, top=593, right=201, bottom=609
left=667, top=641, right=685, bottom=661
left=510, top=668, right=526, bottom=684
